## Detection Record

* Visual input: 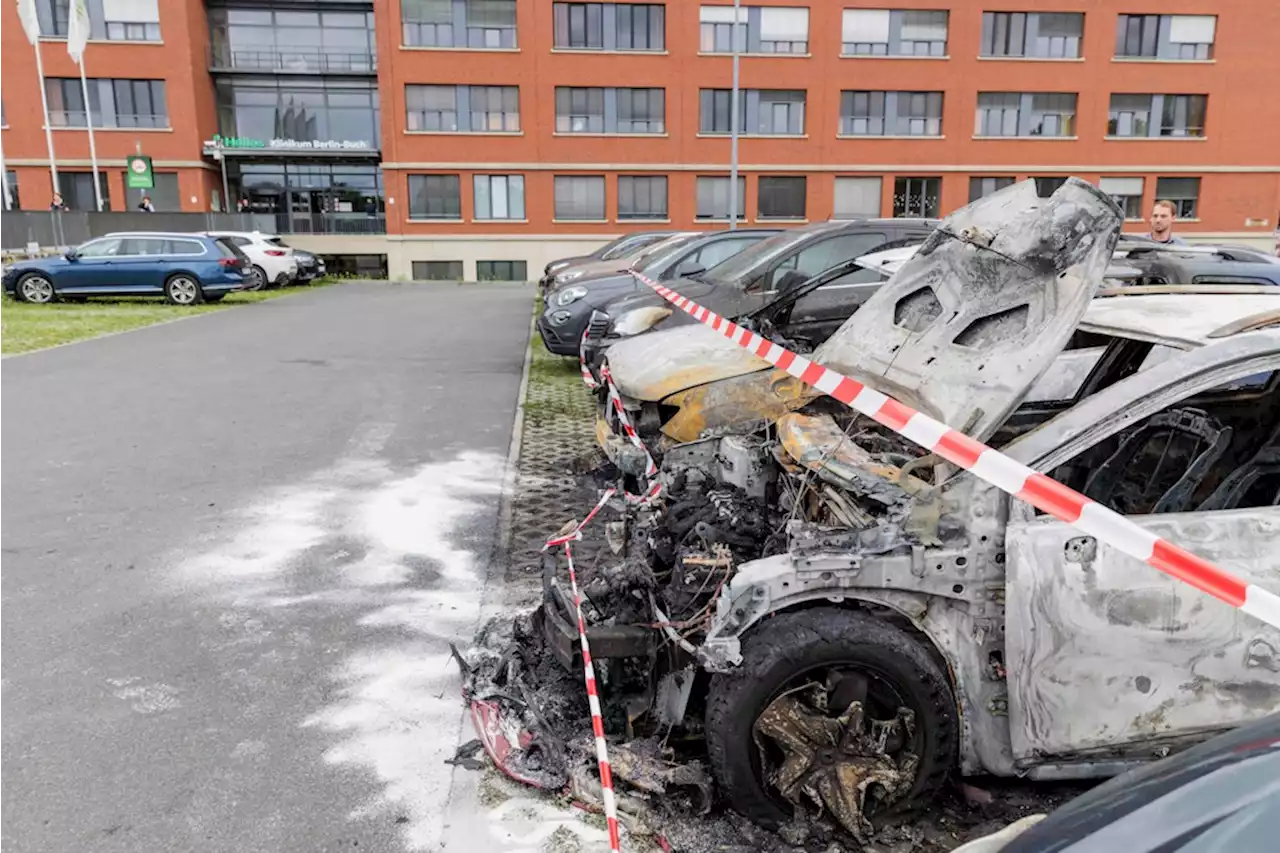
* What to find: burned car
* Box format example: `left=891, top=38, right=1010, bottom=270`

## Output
left=463, top=179, right=1280, bottom=844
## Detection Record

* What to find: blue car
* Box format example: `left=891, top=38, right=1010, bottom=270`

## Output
left=3, top=232, right=250, bottom=305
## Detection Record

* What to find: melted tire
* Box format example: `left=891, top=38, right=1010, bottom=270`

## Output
left=705, top=607, right=958, bottom=831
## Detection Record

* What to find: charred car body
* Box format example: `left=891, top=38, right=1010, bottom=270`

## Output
left=464, top=179, right=1280, bottom=843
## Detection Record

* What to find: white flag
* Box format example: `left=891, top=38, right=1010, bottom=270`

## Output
left=16, top=0, right=41, bottom=45
left=67, top=0, right=90, bottom=62
left=0, top=140, right=10, bottom=210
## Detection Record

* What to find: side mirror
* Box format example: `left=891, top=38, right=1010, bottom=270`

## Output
left=775, top=270, right=810, bottom=296
left=64, top=249, right=79, bottom=261
left=674, top=260, right=706, bottom=279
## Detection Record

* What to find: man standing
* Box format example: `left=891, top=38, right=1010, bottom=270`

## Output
left=1147, top=199, right=1185, bottom=244
left=137, top=195, right=155, bottom=212
left=49, top=191, right=68, bottom=211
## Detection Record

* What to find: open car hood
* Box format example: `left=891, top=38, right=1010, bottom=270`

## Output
left=606, top=324, right=770, bottom=401
left=812, top=177, right=1122, bottom=442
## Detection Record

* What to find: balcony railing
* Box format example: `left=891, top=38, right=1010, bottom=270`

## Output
left=2, top=211, right=386, bottom=251
left=210, top=47, right=377, bottom=74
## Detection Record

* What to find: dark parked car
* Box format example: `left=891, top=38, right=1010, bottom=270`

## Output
left=1117, top=239, right=1280, bottom=286
left=540, top=230, right=678, bottom=292
left=3, top=232, right=249, bottom=305
left=990, top=712, right=1280, bottom=853
left=291, top=247, right=326, bottom=284
left=581, top=218, right=938, bottom=375
left=538, top=228, right=780, bottom=355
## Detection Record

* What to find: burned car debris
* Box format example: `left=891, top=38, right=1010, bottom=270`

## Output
left=458, top=178, right=1280, bottom=845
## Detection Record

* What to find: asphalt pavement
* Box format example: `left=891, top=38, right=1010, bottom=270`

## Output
left=1, top=282, right=535, bottom=853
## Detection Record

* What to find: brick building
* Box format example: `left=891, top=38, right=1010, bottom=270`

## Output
left=3, top=1, right=1278, bottom=278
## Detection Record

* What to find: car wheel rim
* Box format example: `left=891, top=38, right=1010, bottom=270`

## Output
left=247, top=269, right=264, bottom=289
left=22, top=277, right=53, bottom=303
left=751, top=665, right=919, bottom=841
left=171, top=279, right=197, bottom=304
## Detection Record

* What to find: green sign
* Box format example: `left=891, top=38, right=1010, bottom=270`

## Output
left=125, top=155, right=154, bottom=189
left=210, top=135, right=267, bottom=149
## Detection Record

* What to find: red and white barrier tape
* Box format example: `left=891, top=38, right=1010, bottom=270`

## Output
left=543, top=488, right=623, bottom=852
left=601, top=365, right=659, bottom=478
left=580, top=331, right=600, bottom=390
left=628, top=270, right=1280, bottom=629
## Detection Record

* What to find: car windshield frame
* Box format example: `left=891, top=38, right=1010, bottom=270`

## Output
left=699, top=227, right=834, bottom=289
left=632, top=234, right=705, bottom=274
left=600, top=233, right=665, bottom=261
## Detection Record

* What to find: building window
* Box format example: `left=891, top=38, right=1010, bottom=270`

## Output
left=695, top=176, right=746, bottom=220
left=842, top=9, right=948, bottom=57
left=893, top=177, right=939, bottom=218
left=1116, top=14, right=1215, bottom=60
left=402, top=0, right=518, bottom=49
left=104, top=0, right=161, bottom=41
left=1034, top=176, right=1068, bottom=196
left=1099, top=177, right=1144, bottom=219
left=477, top=260, right=528, bottom=281
left=216, top=79, right=380, bottom=143
left=554, top=175, right=606, bottom=220
left=1155, top=177, right=1200, bottom=218
left=413, top=260, right=464, bottom=280
left=833, top=177, right=882, bottom=219
left=981, top=12, right=1082, bottom=58
left=405, top=84, right=519, bottom=132
left=407, top=174, right=462, bottom=219
left=56, top=172, right=111, bottom=210
left=210, top=8, right=375, bottom=73
left=4, top=170, right=19, bottom=210
left=617, top=176, right=668, bottom=220
left=122, top=172, right=180, bottom=211
left=553, top=3, right=665, bottom=51
left=1108, top=94, right=1207, bottom=137
left=758, top=176, right=806, bottom=220
left=969, top=176, right=1015, bottom=202
left=45, top=78, right=169, bottom=129
left=840, top=91, right=942, bottom=136
left=699, top=5, right=808, bottom=54
left=474, top=175, right=525, bottom=220
left=699, top=89, right=804, bottom=135
left=555, top=87, right=665, bottom=134
left=975, top=92, right=1076, bottom=137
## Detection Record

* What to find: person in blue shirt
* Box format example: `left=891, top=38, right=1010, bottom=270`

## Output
left=1147, top=199, right=1186, bottom=245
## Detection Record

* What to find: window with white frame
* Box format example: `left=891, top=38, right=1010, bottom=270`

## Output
left=1099, top=176, right=1144, bottom=219
left=1108, top=93, right=1151, bottom=136
left=1160, top=95, right=1207, bottom=137
left=554, top=87, right=664, bottom=133
left=104, top=0, right=161, bottom=41
left=840, top=91, right=942, bottom=136
left=1155, top=177, right=1200, bottom=218
left=893, top=177, right=939, bottom=217
left=1116, top=14, right=1215, bottom=60
left=842, top=9, right=948, bottom=57
left=969, top=176, right=1015, bottom=202
left=408, top=174, right=462, bottom=219
left=405, top=84, right=520, bottom=132
left=695, top=176, right=746, bottom=220
left=473, top=174, right=525, bottom=220
left=981, top=12, right=1082, bottom=58
left=554, top=175, right=606, bottom=220
left=617, top=175, right=668, bottom=219
left=552, top=3, right=665, bottom=51
left=975, top=92, right=1076, bottom=137
left=699, top=5, right=808, bottom=54
left=699, top=89, right=804, bottom=135
left=402, top=0, right=518, bottom=49
left=1108, top=94, right=1207, bottom=137
left=833, top=177, right=882, bottom=218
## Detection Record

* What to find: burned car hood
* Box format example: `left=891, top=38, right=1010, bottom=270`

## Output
left=811, top=177, right=1122, bottom=442
left=606, top=324, right=770, bottom=401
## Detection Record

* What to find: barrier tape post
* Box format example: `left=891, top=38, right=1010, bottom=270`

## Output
left=543, top=488, right=622, bottom=852
left=627, top=270, right=1280, bottom=629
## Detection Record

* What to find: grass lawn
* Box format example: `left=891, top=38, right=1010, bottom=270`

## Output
left=521, top=297, right=597, bottom=428
left=1, top=281, right=334, bottom=355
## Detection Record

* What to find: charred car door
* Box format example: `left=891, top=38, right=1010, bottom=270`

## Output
left=1002, top=356, right=1280, bottom=767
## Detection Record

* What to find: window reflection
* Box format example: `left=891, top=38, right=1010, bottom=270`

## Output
left=215, top=79, right=380, bottom=144
left=209, top=8, right=376, bottom=73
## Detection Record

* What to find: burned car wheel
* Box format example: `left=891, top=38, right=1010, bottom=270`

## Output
left=705, top=607, right=957, bottom=841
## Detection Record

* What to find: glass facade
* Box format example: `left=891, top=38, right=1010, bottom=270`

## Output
left=209, top=8, right=377, bottom=73
left=215, top=78, right=380, bottom=145
left=230, top=162, right=385, bottom=233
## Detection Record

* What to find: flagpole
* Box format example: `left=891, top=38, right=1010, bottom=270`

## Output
left=77, top=60, right=104, bottom=211
left=31, top=38, right=60, bottom=200
left=1, top=131, right=12, bottom=211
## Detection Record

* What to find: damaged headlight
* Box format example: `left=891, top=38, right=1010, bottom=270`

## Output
left=555, top=285, right=589, bottom=307
left=613, top=306, right=672, bottom=337
left=555, top=270, right=585, bottom=284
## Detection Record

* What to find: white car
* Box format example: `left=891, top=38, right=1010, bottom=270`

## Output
left=206, top=231, right=298, bottom=290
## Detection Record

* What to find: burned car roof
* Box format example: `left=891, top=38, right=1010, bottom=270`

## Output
left=1081, top=291, right=1280, bottom=349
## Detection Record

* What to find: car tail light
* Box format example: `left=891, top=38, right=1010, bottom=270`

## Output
left=265, top=249, right=288, bottom=256
left=219, top=258, right=240, bottom=268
